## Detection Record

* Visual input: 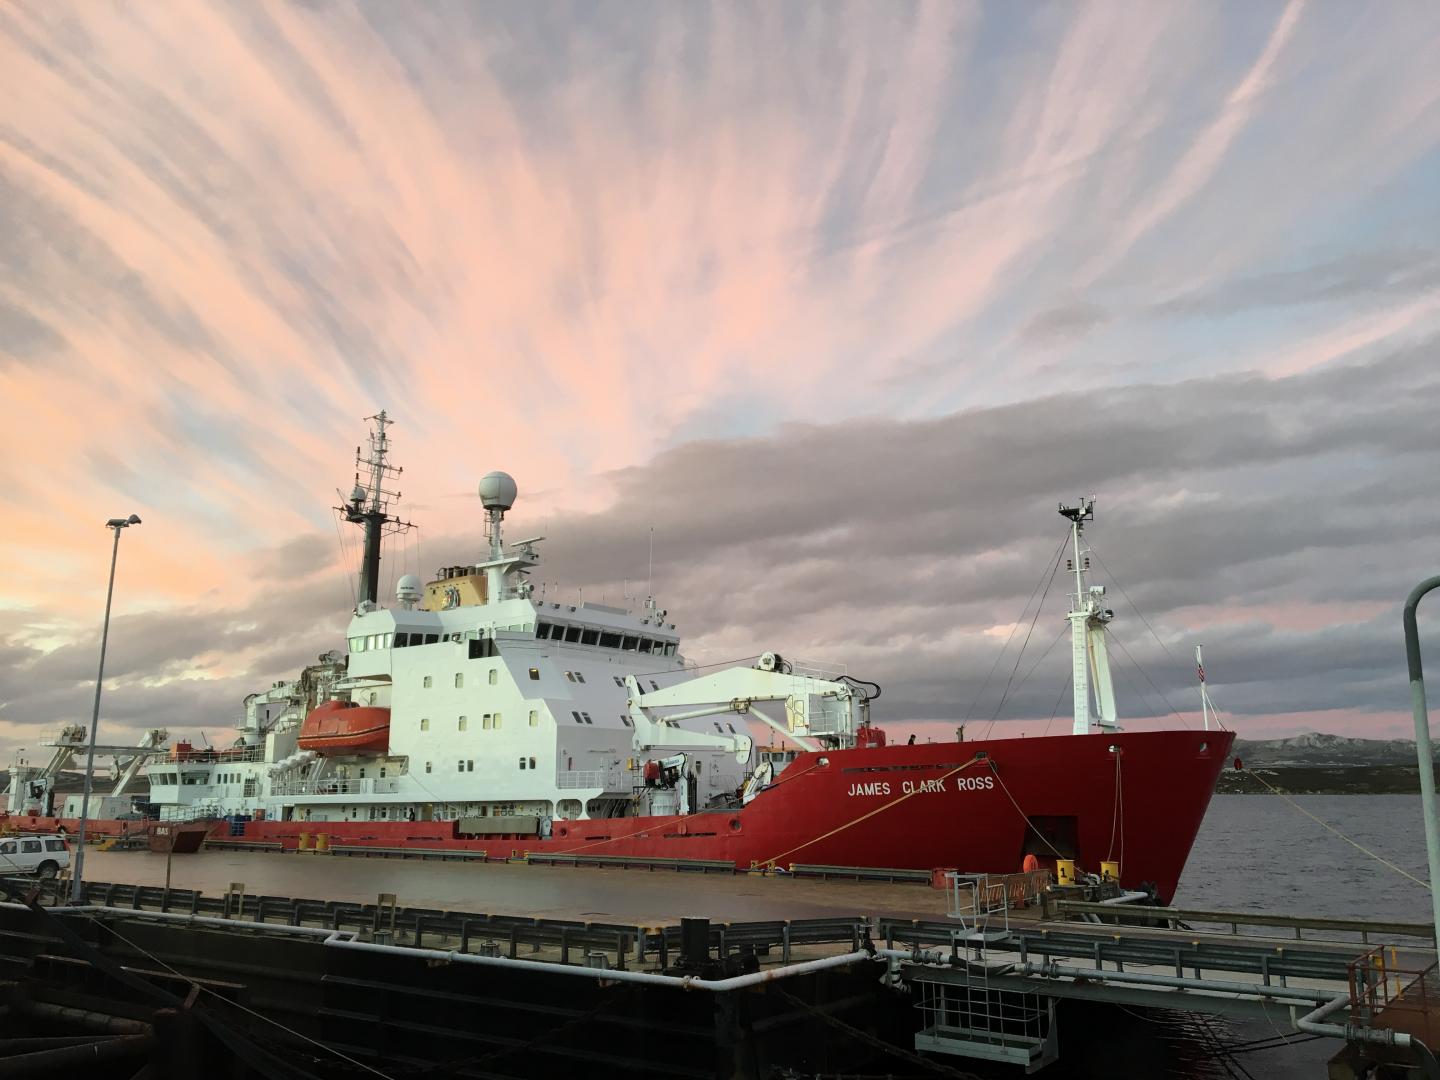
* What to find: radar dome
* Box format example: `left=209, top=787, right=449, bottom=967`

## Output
left=396, top=575, right=422, bottom=604
left=478, top=471, right=518, bottom=511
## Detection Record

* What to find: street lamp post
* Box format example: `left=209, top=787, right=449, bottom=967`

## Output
left=71, top=514, right=142, bottom=903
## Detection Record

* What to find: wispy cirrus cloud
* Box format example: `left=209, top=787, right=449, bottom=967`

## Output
left=2, top=2, right=1439, bottom=752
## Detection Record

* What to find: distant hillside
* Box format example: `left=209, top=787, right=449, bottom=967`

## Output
left=1220, top=732, right=1436, bottom=794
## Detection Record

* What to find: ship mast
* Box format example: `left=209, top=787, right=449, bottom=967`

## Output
left=341, top=411, right=409, bottom=611
left=1060, top=499, right=1119, bottom=735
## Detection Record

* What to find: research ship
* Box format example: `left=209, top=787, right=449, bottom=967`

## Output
left=8, top=415, right=1232, bottom=901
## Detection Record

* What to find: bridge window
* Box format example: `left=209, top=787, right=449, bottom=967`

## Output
left=582, top=712, right=593, bottom=724
left=638, top=639, right=653, bottom=654
left=613, top=676, right=624, bottom=687
left=536, top=622, right=553, bottom=639
left=574, top=671, right=586, bottom=684
left=581, top=629, right=599, bottom=646
left=529, top=668, right=540, bottom=680
left=425, top=633, right=439, bottom=644
left=351, top=637, right=365, bottom=652
left=564, top=671, right=575, bottom=682
left=620, top=715, right=632, bottom=727
left=564, top=626, right=582, bottom=643
left=600, top=632, right=621, bottom=649
left=571, top=711, right=583, bottom=724
left=394, top=633, right=408, bottom=647
left=621, top=636, right=637, bottom=651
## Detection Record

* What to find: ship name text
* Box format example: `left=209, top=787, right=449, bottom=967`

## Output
left=846, top=775, right=993, bottom=798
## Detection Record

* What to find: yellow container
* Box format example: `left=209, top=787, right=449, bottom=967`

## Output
left=1101, top=860, right=1120, bottom=882
left=315, top=833, right=330, bottom=852
left=297, top=832, right=312, bottom=851
left=1056, top=859, right=1077, bottom=886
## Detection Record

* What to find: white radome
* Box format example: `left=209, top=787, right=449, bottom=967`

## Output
left=396, top=575, right=422, bottom=603
left=478, top=471, right=518, bottom=511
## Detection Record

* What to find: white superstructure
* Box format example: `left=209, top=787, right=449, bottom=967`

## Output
left=135, top=416, right=874, bottom=828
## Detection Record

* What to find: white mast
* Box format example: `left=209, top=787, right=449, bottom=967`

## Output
left=1196, top=644, right=1211, bottom=731
left=1060, top=499, right=1119, bottom=735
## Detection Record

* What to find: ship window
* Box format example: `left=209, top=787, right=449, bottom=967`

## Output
left=650, top=680, right=659, bottom=691
left=359, top=768, right=366, bottom=778
left=494, top=712, right=502, bottom=728
left=382, top=633, right=392, bottom=647
left=529, top=756, right=536, bottom=769
left=572, top=711, right=583, bottom=723
left=423, top=675, right=433, bottom=688
left=482, top=714, right=491, bottom=730
left=488, top=669, right=498, bottom=685
left=420, top=718, right=430, bottom=731
left=727, top=723, right=736, bottom=733
left=638, top=639, right=653, bottom=654
left=714, top=722, right=724, bottom=732
left=620, top=715, right=632, bottom=727
left=564, top=671, right=575, bottom=682
left=612, top=676, right=624, bottom=687
left=467, top=760, right=474, bottom=772
left=665, top=642, right=677, bottom=656
left=425, top=634, right=439, bottom=644
left=528, top=668, right=540, bottom=680
left=458, top=716, right=468, bottom=732
left=529, top=710, right=538, bottom=727
left=581, top=629, right=599, bottom=646
left=425, top=762, right=432, bottom=773
left=351, top=637, right=364, bottom=652
left=457, top=760, right=464, bottom=771
left=600, top=631, right=621, bottom=649
left=582, top=712, right=593, bottom=724
left=455, top=673, right=464, bottom=689
left=621, top=636, right=637, bottom=651
left=565, top=626, right=582, bottom=643
left=395, top=633, right=409, bottom=647
left=536, top=622, right=552, bottom=639
left=574, top=671, right=586, bottom=684
left=519, top=757, right=527, bottom=770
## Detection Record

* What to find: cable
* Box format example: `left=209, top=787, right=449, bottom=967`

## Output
left=1040, top=673, right=1071, bottom=738
left=987, top=549, right=1066, bottom=731
left=964, top=533, right=1070, bottom=725
left=1107, top=628, right=1190, bottom=725
left=988, top=762, right=1064, bottom=858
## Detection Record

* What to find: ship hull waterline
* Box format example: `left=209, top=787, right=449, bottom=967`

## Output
left=10, top=730, right=1230, bottom=902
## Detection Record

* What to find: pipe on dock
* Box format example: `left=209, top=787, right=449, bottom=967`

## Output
left=1294, top=991, right=1440, bottom=1079
left=323, top=935, right=877, bottom=992
left=0, top=1033, right=153, bottom=1076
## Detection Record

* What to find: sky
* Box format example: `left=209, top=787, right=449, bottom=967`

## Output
left=2, top=1, right=1439, bottom=763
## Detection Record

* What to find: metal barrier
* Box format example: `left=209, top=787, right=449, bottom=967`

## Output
left=1054, top=900, right=1437, bottom=947
left=788, top=864, right=932, bottom=884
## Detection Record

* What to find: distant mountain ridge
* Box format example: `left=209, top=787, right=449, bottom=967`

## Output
left=1220, top=731, right=1435, bottom=794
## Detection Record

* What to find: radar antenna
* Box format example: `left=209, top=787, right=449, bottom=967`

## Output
left=338, top=411, right=414, bottom=611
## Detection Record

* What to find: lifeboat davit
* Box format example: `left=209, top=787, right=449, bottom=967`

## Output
left=298, top=700, right=390, bottom=755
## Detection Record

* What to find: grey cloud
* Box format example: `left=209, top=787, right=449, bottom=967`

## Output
left=4, top=343, right=1438, bottom=747
left=1019, top=301, right=1111, bottom=346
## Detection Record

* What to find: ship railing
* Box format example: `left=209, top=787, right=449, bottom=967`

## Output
left=42, top=727, right=89, bottom=747
left=270, top=777, right=402, bottom=797
left=556, top=770, right=621, bottom=790
left=784, top=657, right=848, bottom=681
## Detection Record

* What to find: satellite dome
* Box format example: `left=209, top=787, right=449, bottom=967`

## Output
left=396, top=575, right=422, bottom=603
left=478, top=471, right=518, bottom=511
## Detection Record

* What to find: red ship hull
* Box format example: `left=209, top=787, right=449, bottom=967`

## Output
left=246, top=728, right=1231, bottom=902
left=8, top=730, right=1230, bottom=902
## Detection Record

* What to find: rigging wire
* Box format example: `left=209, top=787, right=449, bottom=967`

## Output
left=986, top=548, right=1066, bottom=731
left=989, top=622, right=1069, bottom=733
left=1040, top=672, right=1072, bottom=738
left=965, top=533, right=1070, bottom=726
left=1107, top=627, right=1190, bottom=725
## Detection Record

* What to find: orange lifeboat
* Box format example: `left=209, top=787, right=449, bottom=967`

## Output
left=298, top=700, right=391, bottom=755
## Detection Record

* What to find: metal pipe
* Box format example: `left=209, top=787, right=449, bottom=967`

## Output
left=1099, top=892, right=1152, bottom=905
left=0, top=1033, right=153, bottom=1076
left=1404, top=575, right=1440, bottom=951
left=1291, top=992, right=1433, bottom=1056
left=878, top=950, right=1337, bottom=1005
left=23, top=901, right=877, bottom=991
left=324, top=935, right=876, bottom=991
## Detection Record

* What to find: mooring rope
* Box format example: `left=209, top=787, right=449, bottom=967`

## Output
left=756, top=755, right=986, bottom=869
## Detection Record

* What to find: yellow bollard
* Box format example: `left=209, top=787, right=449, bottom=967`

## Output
left=1100, top=860, right=1120, bottom=882
left=297, top=832, right=311, bottom=851
left=1056, top=859, right=1077, bottom=886
left=315, top=832, right=330, bottom=853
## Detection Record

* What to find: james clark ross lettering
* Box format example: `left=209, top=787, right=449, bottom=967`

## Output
left=847, top=775, right=995, bottom=797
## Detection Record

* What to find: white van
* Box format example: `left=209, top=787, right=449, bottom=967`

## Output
left=0, top=835, right=71, bottom=878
